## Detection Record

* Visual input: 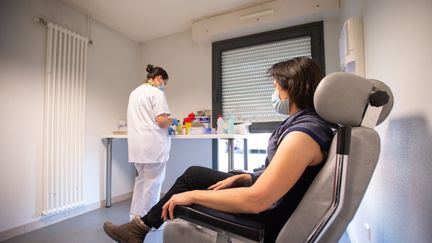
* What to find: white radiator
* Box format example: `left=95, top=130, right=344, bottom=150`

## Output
left=42, top=22, right=88, bottom=215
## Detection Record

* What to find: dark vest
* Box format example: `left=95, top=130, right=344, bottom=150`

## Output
left=249, top=108, right=334, bottom=243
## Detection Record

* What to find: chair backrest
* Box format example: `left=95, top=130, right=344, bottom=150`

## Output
left=276, top=72, right=394, bottom=243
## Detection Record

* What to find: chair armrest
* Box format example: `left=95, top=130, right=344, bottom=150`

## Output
left=174, top=204, right=264, bottom=242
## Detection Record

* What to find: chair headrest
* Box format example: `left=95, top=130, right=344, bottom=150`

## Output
left=314, top=72, right=394, bottom=127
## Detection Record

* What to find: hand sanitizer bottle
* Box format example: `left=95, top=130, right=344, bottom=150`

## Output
left=227, top=114, right=235, bottom=134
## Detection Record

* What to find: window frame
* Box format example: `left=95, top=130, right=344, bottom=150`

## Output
left=212, top=21, right=325, bottom=133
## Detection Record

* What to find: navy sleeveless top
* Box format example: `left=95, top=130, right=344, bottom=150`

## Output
left=247, top=108, right=334, bottom=243
left=266, top=108, right=334, bottom=165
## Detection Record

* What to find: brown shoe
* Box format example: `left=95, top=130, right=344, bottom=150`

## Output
left=103, top=215, right=149, bottom=243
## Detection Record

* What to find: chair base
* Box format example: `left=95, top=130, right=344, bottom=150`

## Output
left=164, top=218, right=261, bottom=243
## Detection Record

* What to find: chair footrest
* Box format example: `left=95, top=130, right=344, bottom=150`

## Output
left=174, top=205, right=264, bottom=242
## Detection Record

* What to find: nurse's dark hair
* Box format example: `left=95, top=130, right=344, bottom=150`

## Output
left=268, top=56, right=324, bottom=110
left=146, top=64, right=169, bottom=80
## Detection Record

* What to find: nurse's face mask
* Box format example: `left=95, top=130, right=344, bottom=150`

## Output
left=156, top=76, right=167, bottom=92
left=271, top=89, right=290, bottom=115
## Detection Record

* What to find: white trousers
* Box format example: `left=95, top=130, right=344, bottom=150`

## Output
left=130, top=162, right=166, bottom=218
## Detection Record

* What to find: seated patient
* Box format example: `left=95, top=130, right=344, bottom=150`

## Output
left=103, top=56, right=334, bottom=243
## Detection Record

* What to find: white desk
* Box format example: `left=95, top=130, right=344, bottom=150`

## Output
left=102, top=133, right=248, bottom=207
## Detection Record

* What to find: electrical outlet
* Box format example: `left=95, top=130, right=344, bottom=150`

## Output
left=364, top=223, right=371, bottom=241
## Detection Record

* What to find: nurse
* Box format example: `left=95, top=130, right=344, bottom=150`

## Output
left=127, top=64, right=171, bottom=220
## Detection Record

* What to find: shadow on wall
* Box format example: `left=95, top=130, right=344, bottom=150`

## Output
left=372, top=114, right=432, bottom=243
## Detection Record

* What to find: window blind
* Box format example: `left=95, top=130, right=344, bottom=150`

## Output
left=221, top=36, right=312, bottom=122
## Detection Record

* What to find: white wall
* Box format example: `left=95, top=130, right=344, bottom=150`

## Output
left=85, top=14, right=140, bottom=205
left=323, top=18, right=340, bottom=75
left=0, top=0, right=140, bottom=238
left=341, top=0, right=432, bottom=242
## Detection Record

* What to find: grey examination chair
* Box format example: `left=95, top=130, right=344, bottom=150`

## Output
left=163, top=72, right=394, bottom=243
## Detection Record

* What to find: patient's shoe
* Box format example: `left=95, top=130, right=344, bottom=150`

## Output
left=103, top=215, right=149, bottom=243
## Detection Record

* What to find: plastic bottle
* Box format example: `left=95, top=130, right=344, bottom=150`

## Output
left=175, top=120, right=183, bottom=135
left=227, top=114, right=235, bottom=134
left=217, top=115, right=224, bottom=134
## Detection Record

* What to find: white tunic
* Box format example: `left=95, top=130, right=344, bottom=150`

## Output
left=127, top=84, right=171, bottom=163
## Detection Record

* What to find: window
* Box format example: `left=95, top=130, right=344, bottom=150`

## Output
left=212, top=22, right=325, bottom=171
left=217, top=133, right=271, bottom=172
left=212, top=21, right=325, bottom=132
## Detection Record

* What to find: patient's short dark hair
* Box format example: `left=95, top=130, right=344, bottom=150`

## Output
left=268, top=56, right=324, bottom=110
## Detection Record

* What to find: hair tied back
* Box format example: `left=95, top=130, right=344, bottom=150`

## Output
left=146, top=64, right=154, bottom=73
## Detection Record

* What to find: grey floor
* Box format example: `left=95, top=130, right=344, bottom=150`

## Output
left=2, top=199, right=163, bottom=243
left=3, top=199, right=351, bottom=243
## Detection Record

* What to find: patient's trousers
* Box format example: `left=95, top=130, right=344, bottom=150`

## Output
left=142, top=165, right=285, bottom=243
left=142, top=166, right=232, bottom=228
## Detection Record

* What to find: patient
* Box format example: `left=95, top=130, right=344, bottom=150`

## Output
left=103, top=56, right=334, bottom=243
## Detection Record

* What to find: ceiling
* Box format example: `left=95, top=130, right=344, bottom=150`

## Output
left=61, top=0, right=272, bottom=43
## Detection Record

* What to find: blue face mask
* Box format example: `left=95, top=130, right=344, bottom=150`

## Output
left=271, top=89, right=289, bottom=115
left=158, top=83, right=165, bottom=92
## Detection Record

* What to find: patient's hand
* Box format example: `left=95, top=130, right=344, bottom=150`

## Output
left=208, top=174, right=252, bottom=191
left=161, top=191, right=195, bottom=221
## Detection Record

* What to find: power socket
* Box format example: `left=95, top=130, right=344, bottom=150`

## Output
left=364, top=223, right=371, bottom=241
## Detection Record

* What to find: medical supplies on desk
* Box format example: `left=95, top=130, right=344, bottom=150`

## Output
left=169, top=118, right=180, bottom=135
left=234, top=121, right=252, bottom=134
left=217, top=115, right=224, bottom=134
left=188, top=127, right=213, bottom=135
left=113, top=119, right=128, bottom=135
left=227, top=114, right=235, bottom=134
left=194, top=115, right=210, bottom=128
left=183, top=113, right=194, bottom=134
left=181, top=111, right=212, bottom=135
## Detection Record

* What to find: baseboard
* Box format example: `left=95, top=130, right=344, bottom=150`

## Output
left=0, top=192, right=132, bottom=241
left=100, top=192, right=133, bottom=208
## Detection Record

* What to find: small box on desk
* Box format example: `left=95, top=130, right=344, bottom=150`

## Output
left=194, top=116, right=211, bottom=128
left=188, top=127, right=212, bottom=135
left=112, top=131, right=127, bottom=135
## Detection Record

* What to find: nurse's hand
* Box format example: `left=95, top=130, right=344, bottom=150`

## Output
left=161, top=191, right=196, bottom=221
left=156, top=114, right=171, bottom=128
left=208, top=174, right=252, bottom=191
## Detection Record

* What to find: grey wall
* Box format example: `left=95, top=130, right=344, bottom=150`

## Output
left=341, top=0, right=432, bottom=242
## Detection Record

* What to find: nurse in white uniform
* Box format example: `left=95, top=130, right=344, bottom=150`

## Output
left=127, top=64, right=171, bottom=219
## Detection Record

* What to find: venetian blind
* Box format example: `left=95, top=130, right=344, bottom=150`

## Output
left=221, top=36, right=312, bottom=122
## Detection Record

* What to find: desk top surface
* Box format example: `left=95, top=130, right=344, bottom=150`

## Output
left=102, top=134, right=248, bottom=139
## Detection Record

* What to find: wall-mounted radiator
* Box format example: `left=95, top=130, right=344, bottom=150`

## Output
left=42, top=22, right=88, bottom=215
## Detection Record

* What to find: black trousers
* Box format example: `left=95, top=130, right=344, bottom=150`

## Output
left=142, top=165, right=284, bottom=243
left=142, top=166, right=232, bottom=229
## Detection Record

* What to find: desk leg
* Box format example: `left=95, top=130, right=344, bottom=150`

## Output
left=106, top=138, right=112, bottom=208
left=227, top=138, right=234, bottom=171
